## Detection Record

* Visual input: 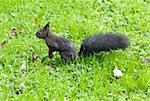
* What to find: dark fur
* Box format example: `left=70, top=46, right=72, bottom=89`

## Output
left=79, top=32, right=130, bottom=56
left=36, top=23, right=78, bottom=62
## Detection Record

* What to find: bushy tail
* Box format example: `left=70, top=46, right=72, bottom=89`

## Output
left=79, top=32, right=130, bottom=56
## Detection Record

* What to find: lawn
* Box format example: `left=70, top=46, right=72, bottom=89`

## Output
left=0, top=0, right=150, bottom=100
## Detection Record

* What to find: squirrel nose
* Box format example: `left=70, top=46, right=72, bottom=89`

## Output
left=36, top=32, right=38, bottom=36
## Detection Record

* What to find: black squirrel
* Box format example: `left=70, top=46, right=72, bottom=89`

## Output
left=36, top=23, right=78, bottom=62
left=78, top=32, right=130, bottom=56
left=36, top=23, right=130, bottom=62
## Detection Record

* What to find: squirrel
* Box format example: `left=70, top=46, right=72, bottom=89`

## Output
left=36, top=23, right=78, bottom=62
left=78, top=32, right=130, bottom=56
left=36, top=23, right=130, bottom=62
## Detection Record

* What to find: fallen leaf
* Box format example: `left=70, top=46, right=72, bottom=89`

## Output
left=32, top=52, right=38, bottom=62
left=113, top=67, right=123, bottom=78
left=0, top=40, right=7, bottom=48
left=11, top=28, right=17, bottom=36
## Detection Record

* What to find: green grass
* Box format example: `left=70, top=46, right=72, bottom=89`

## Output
left=0, top=0, right=150, bottom=100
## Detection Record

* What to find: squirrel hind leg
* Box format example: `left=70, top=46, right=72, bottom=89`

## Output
left=60, top=52, right=73, bottom=63
left=61, top=51, right=77, bottom=63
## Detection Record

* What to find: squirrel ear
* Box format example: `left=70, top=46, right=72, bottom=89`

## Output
left=43, top=23, right=49, bottom=34
left=44, top=22, right=50, bottom=28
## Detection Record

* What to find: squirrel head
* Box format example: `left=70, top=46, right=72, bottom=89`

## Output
left=36, top=22, right=50, bottom=39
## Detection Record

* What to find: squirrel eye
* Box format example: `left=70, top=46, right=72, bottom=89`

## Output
left=38, top=32, right=41, bottom=35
